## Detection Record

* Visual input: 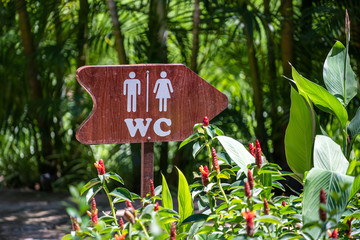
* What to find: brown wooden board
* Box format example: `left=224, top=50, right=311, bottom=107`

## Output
left=76, top=64, right=228, bottom=144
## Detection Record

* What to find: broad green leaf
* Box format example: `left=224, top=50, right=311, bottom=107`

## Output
left=313, top=135, right=349, bottom=174
left=348, top=107, right=360, bottom=139
left=323, top=41, right=357, bottom=106
left=108, top=172, right=124, bottom=184
left=192, top=141, right=204, bottom=158
left=85, top=185, right=102, bottom=202
left=61, top=234, right=72, bottom=240
left=285, top=87, right=314, bottom=175
left=182, top=214, right=208, bottom=224
left=349, top=175, right=360, bottom=200
left=216, top=136, right=254, bottom=175
left=80, top=178, right=101, bottom=195
left=177, top=167, right=194, bottom=223
left=255, top=215, right=282, bottom=225
left=110, top=187, right=132, bottom=201
left=292, top=66, right=348, bottom=128
left=303, top=168, right=353, bottom=239
left=161, top=173, right=173, bottom=210
left=179, top=132, right=199, bottom=149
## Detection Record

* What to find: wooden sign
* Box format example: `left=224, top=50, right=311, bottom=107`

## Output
left=76, top=64, right=228, bottom=144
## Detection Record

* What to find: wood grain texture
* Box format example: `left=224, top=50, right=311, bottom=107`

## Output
left=141, top=142, right=154, bottom=198
left=76, top=64, right=228, bottom=144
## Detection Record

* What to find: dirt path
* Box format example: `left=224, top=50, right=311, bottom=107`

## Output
left=0, top=189, right=70, bottom=240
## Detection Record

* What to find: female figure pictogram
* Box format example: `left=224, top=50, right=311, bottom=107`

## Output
left=153, top=71, right=173, bottom=112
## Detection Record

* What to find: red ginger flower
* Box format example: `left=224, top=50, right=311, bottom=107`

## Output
left=263, top=198, right=270, bottom=215
left=242, top=209, right=256, bottom=237
left=282, top=200, right=286, bottom=207
left=126, top=200, right=135, bottom=212
left=255, top=140, right=262, bottom=168
left=87, top=197, right=98, bottom=224
left=170, top=222, right=176, bottom=240
left=154, top=202, right=159, bottom=212
left=94, top=159, right=105, bottom=175
left=247, top=169, right=254, bottom=189
left=199, top=165, right=209, bottom=186
left=211, top=147, right=220, bottom=174
left=249, top=143, right=255, bottom=157
left=244, top=181, right=251, bottom=198
left=319, top=188, right=327, bottom=221
left=149, top=179, right=155, bottom=197
left=203, top=116, right=209, bottom=127
left=115, top=233, right=127, bottom=240
left=327, top=228, right=338, bottom=238
left=70, top=217, right=80, bottom=231
left=119, top=217, right=124, bottom=230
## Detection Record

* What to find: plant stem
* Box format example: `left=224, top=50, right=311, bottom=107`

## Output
left=207, top=192, right=215, bottom=214
left=265, top=223, right=272, bottom=238
left=217, top=177, right=229, bottom=206
left=103, top=183, right=120, bottom=233
left=206, top=144, right=213, bottom=171
left=138, top=220, right=150, bottom=238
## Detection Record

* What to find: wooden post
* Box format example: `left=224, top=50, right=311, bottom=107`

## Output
left=141, top=142, right=154, bottom=198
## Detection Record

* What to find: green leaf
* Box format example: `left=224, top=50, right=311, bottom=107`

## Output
left=216, top=136, right=254, bottom=175
left=108, top=172, right=124, bottom=184
left=348, top=107, right=360, bottom=139
left=179, top=132, right=199, bottom=149
left=80, top=178, right=101, bottom=195
left=110, top=187, right=132, bottom=201
left=177, top=167, right=194, bottom=223
left=61, top=234, right=72, bottom=240
left=302, top=168, right=354, bottom=239
left=292, top=66, right=348, bottom=128
left=192, top=141, right=205, bottom=158
left=285, top=87, right=314, bottom=175
left=182, top=214, right=208, bottom=224
left=85, top=185, right=102, bottom=202
left=323, top=41, right=357, bottom=106
left=161, top=173, right=173, bottom=210
left=349, top=174, right=360, bottom=200
left=313, top=135, right=349, bottom=174
left=255, top=215, right=282, bottom=225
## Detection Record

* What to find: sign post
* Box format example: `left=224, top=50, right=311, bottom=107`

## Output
left=76, top=64, right=228, bottom=197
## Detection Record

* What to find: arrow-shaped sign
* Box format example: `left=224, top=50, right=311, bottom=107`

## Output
left=76, top=64, right=228, bottom=144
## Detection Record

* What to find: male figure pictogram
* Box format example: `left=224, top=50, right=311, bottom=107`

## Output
left=123, top=72, right=141, bottom=112
left=153, top=71, right=173, bottom=112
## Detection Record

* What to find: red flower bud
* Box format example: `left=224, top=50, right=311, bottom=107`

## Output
left=149, top=179, right=155, bottom=197
left=244, top=181, right=251, bottom=199
left=242, top=209, right=255, bottom=237
left=255, top=140, right=262, bottom=168
left=328, top=228, right=338, bottom=238
left=347, top=217, right=354, bottom=238
left=126, top=200, right=135, bottom=212
left=87, top=197, right=98, bottom=224
left=203, top=116, right=209, bottom=127
left=199, top=165, right=209, bottom=186
left=115, top=233, right=127, bottom=240
left=94, top=159, right=106, bottom=175
left=319, top=188, right=327, bottom=221
left=119, top=217, right=124, bottom=230
left=249, top=143, right=255, bottom=157
left=247, top=169, right=254, bottom=189
left=170, top=222, right=176, bottom=240
left=70, top=217, right=80, bottom=231
left=154, top=202, right=159, bottom=212
left=211, top=147, right=220, bottom=174
left=263, top=198, right=270, bottom=215
left=282, top=200, right=286, bottom=207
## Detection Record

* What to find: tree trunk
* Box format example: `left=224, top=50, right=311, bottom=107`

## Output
left=16, top=0, right=55, bottom=188
left=106, top=0, right=128, bottom=64
left=148, top=0, right=168, bottom=182
left=77, top=0, right=89, bottom=68
left=190, top=0, right=200, bottom=73
left=242, top=13, right=269, bottom=156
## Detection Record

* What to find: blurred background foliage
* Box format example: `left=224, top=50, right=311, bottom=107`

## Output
left=0, top=0, right=359, bottom=193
